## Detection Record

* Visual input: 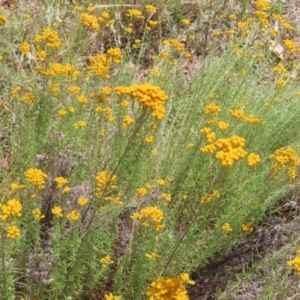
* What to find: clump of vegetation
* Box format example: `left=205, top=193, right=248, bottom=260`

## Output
left=1, top=0, right=300, bottom=299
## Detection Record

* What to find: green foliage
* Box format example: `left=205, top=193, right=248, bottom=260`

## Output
left=0, top=0, right=300, bottom=299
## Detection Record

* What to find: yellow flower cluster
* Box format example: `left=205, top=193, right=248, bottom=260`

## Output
left=69, top=85, right=81, bottom=94
left=283, top=39, right=297, bottom=53
left=19, top=42, right=30, bottom=54
left=287, top=249, right=300, bottom=275
left=115, top=83, right=168, bottom=120
left=204, top=103, right=222, bottom=115
left=7, top=222, right=20, bottom=239
left=145, top=252, right=160, bottom=260
left=100, top=255, right=114, bottom=268
left=0, top=199, right=22, bottom=222
left=135, top=187, right=148, bottom=198
left=131, top=206, right=165, bottom=231
left=161, top=193, right=171, bottom=202
left=162, top=39, right=185, bottom=52
left=254, top=0, right=270, bottom=11
left=222, top=223, right=232, bottom=232
left=272, top=13, right=294, bottom=31
left=157, top=179, right=165, bottom=186
left=145, top=5, right=156, bottom=13
left=36, top=63, right=81, bottom=80
left=36, top=47, right=47, bottom=61
left=66, top=210, right=80, bottom=221
left=123, top=115, right=134, bottom=128
left=214, top=136, right=248, bottom=166
left=201, top=135, right=249, bottom=167
left=49, top=83, right=60, bottom=97
left=32, top=208, right=45, bottom=220
left=87, top=48, right=122, bottom=79
left=200, top=127, right=216, bottom=143
left=104, top=293, right=121, bottom=300
left=20, top=93, right=35, bottom=105
left=25, top=168, right=48, bottom=189
left=95, top=171, right=117, bottom=197
left=74, top=120, right=87, bottom=129
left=78, top=197, right=88, bottom=206
left=181, top=19, right=190, bottom=25
left=200, top=190, right=220, bottom=204
left=10, top=183, right=25, bottom=190
left=78, top=95, right=88, bottom=104
left=254, top=10, right=269, bottom=27
left=34, top=28, right=63, bottom=48
left=146, top=273, right=195, bottom=300
left=52, top=206, right=63, bottom=217
left=275, top=79, right=287, bottom=90
left=242, top=222, right=254, bottom=232
left=245, top=115, right=261, bottom=124
left=55, top=177, right=68, bottom=188
left=126, top=9, right=144, bottom=19
left=134, top=183, right=154, bottom=199
left=228, top=109, right=246, bottom=120
left=107, top=48, right=122, bottom=64
left=144, top=136, right=154, bottom=144
left=0, top=14, right=7, bottom=25
left=237, top=18, right=253, bottom=31
left=80, top=13, right=100, bottom=31
left=218, top=121, right=230, bottom=131
left=58, top=109, right=66, bottom=117
left=94, top=106, right=115, bottom=121
left=104, top=192, right=123, bottom=205
left=247, top=153, right=260, bottom=167
left=11, top=86, right=21, bottom=98
left=273, top=62, right=288, bottom=75
left=269, top=147, right=300, bottom=179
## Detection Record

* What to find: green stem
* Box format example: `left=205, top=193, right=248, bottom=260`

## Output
left=78, top=109, right=149, bottom=247
left=60, top=109, right=150, bottom=297
left=161, top=204, right=202, bottom=276
left=277, top=273, right=299, bottom=300
left=1, top=229, right=5, bottom=273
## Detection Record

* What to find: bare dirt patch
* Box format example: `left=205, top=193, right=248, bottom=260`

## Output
left=188, top=191, right=300, bottom=299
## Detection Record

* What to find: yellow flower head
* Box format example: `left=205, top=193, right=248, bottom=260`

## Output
left=7, top=222, right=20, bottom=239
left=0, top=14, right=7, bottom=25
left=247, top=153, right=260, bottom=167
left=55, top=177, right=68, bottom=188
left=222, top=223, right=232, bottom=232
left=145, top=5, right=156, bottom=13
left=19, top=42, right=30, bottom=54
left=51, top=206, right=63, bottom=217
left=100, top=255, right=114, bottom=268
left=25, top=168, right=48, bottom=189
left=0, top=199, right=22, bottom=222
left=32, top=208, right=45, bottom=220
left=66, top=210, right=80, bottom=221
left=74, top=120, right=87, bottom=129
left=104, top=293, right=121, bottom=300
left=131, top=206, right=164, bottom=231
left=78, top=197, right=88, bottom=206
left=80, top=13, right=100, bottom=31
left=95, top=171, right=117, bottom=197
left=181, top=19, right=190, bottom=25
left=146, top=274, right=195, bottom=300
left=126, top=9, right=144, bottom=19
left=115, top=83, right=168, bottom=120
left=242, top=222, right=254, bottom=232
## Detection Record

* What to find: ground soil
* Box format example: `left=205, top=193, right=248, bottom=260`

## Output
left=188, top=193, right=300, bottom=299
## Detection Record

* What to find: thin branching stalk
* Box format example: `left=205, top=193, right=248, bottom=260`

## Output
left=60, top=109, right=150, bottom=296
left=78, top=109, right=149, bottom=247
left=161, top=204, right=203, bottom=276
